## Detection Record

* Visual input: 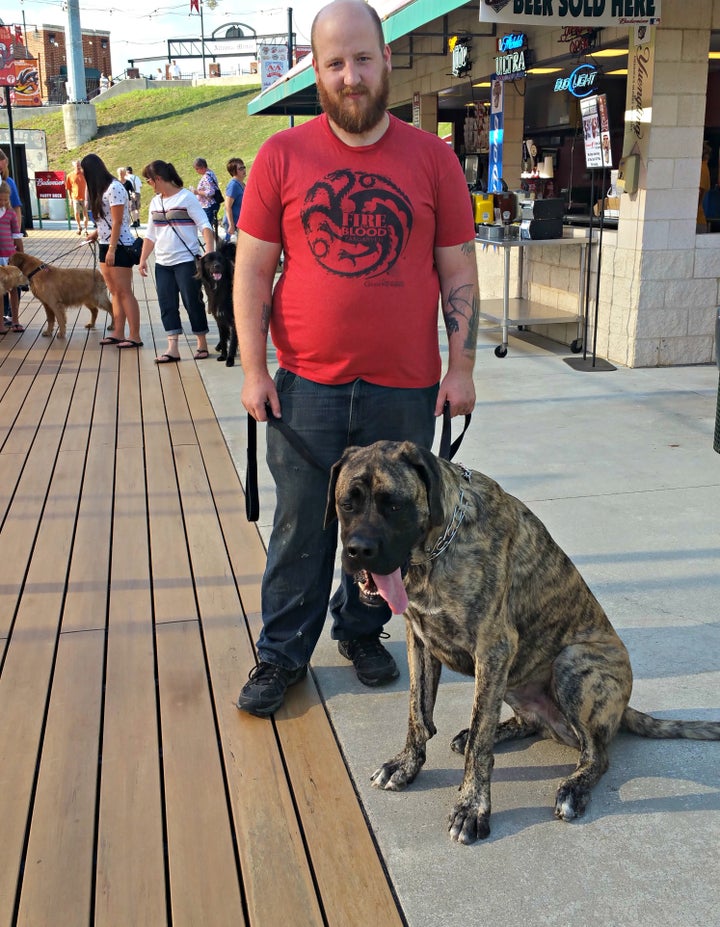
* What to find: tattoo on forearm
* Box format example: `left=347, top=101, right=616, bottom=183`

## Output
left=444, top=284, right=479, bottom=351
left=260, top=301, right=271, bottom=335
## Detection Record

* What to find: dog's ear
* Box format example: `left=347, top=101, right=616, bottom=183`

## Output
left=323, top=454, right=345, bottom=528
left=194, top=255, right=202, bottom=280
left=400, top=442, right=445, bottom=527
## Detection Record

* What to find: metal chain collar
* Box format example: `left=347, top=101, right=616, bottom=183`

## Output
left=412, top=464, right=472, bottom=564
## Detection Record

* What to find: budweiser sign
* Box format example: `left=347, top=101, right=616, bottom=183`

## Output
left=35, top=171, right=66, bottom=199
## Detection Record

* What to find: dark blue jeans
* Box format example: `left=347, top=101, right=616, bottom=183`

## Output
left=155, top=260, right=208, bottom=335
left=204, top=205, right=218, bottom=228
left=257, top=370, right=438, bottom=670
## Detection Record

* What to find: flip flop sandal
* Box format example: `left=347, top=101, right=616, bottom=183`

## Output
left=154, top=354, right=181, bottom=364
left=10, top=324, right=24, bottom=333
left=193, top=349, right=210, bottom=359
left=99, top=336, right=122, bottom=345
left=116, top=340, right=144, bottom=349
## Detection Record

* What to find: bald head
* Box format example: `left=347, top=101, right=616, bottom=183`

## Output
left=311, top=0, right=385, bottom=58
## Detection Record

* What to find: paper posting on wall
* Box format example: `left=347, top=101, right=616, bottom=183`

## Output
left=581, top=93, right=613, bottom=170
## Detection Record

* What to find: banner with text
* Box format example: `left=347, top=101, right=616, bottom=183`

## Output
left=479, top=1, right=661, bottom=28
left=8, top=61, right=41, bottom=107
left=0, top=25, right=17, bottom=87
left=488, top=78, right=505, bottom=192
left=35, top=171, right=66, bottom=199
left=259, top=44, right=289, bottom=91
left=622, top=23, right=655, bottom=170
left=581, top=93, right=613, bottom=169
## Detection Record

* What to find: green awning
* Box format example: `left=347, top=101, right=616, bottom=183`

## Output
left=247, top=0, right=465, bottom=116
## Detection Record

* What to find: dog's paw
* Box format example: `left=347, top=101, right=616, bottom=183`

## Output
left=448, top=799, right=491, bottom=844
left=371, top=752, right=423, bottom=791
left=84, top=322, right=96, bottom=329
left=216, top=353, right=227, bottom=362
left=225, top=357, right=235, bottom=367
left=554, top=783, right=590, bottom=822
left=450, top=728, right=469, bottom=755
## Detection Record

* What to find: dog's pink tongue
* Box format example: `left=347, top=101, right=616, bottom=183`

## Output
left=371, top=569, right=408, bottom=614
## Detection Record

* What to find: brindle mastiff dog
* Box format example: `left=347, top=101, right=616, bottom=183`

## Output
left=325, top=440, right=720, bottom=845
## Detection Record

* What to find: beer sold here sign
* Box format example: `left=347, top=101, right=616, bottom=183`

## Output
left=480, top=0, right=661, bottom=27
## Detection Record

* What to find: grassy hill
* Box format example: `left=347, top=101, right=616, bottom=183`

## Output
left=7, top=84, right=307, bottom=219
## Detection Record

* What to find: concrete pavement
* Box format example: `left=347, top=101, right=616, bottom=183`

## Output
left=199, top=322, right=720, bottom=926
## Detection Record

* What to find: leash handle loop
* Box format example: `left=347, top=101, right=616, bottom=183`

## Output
left=245, top=415, right=260, bottom=521
left=245, top=406, right=325, bottom=522
left=439, top=401, right=472, bottom=461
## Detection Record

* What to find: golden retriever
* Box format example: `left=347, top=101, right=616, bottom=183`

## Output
left=0, top=263, right=28, bottom=297
left=9, top=251, right=113, bottom=338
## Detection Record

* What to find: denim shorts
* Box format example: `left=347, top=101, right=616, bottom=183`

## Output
left=99, top=243, right=137, bottom=268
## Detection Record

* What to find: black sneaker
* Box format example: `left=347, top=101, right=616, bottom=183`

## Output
left=338, top=633, right=399, bottom=686
left=236, top=661, right=307, bottom=717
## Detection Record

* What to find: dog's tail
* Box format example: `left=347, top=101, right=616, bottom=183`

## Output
left=621, top=706, right=720, bottom=740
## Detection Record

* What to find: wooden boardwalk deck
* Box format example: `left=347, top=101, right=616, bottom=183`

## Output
left=0, top=230, right=405, bottom=927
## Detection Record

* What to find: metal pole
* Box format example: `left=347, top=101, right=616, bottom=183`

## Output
left=65, top=0, right=86, bottom=102
left=200, top=1, right=207, bottom=78
left=36, top=185, right=43, bottom=229
left=4, top=87, right=17, bottom=180
left=714, top=306, right=720, bottom=454
left=287, top=7, right=294, bottom=128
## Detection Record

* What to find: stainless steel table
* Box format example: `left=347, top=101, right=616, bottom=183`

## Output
left=476, top=233, right=590, bottom=357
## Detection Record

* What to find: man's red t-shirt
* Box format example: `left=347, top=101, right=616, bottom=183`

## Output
left=239, top=113, right=475, bottom=388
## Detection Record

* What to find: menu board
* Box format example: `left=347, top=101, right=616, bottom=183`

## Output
left=581, top=93, right=613, bottom=169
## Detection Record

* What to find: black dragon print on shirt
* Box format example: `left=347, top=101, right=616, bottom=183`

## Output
left=301, top=169, right=413, bottom=279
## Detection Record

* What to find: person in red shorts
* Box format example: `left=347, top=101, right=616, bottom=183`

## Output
left=234, top=0, right=479, bottom=716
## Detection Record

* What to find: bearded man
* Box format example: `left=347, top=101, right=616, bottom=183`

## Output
left=234, top=0, right=479, bottom=716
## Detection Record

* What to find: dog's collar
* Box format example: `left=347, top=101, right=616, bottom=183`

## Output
left=26, top=263, right=49, bottom=279
left=412, top=464, right=472, bottom=564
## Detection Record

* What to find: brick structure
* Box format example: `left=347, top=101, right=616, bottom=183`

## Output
left=22, top=24, right=112, bottom=103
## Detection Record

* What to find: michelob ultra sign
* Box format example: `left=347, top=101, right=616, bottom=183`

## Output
left=480, top=0, right=661, bottom=27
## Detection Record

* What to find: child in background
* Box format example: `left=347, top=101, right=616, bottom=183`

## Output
left=0, top=180, right=25, bottom=334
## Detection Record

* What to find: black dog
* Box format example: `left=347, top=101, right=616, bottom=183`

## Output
left=195, top=241, right=237, bottom=366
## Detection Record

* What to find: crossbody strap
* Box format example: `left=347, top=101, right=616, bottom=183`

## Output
left=160, top=198, right=204, bottom=259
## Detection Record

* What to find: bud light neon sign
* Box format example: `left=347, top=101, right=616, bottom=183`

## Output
left=553, top=63, right=598, bottom=97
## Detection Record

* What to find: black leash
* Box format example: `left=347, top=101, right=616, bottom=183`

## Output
left=24, top=239, right=96, bottom=279
left=438, top=403, right=472, bottom=463
left=245, top=401, right=472, bottom=522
